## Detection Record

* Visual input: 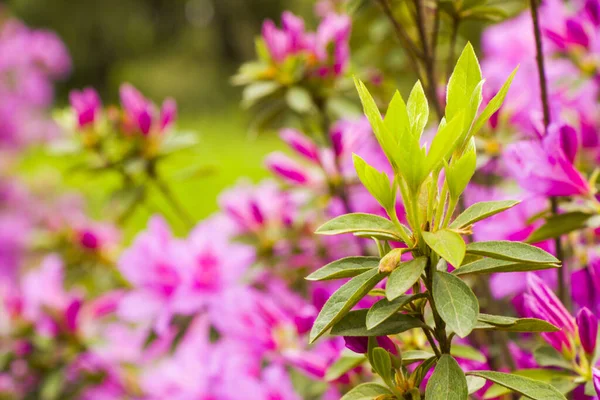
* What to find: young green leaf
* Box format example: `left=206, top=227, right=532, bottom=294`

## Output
left=467, top=371, right=567, bottom=400
left=422, top=230, right=466, bottom=267
left=306, top=256, right=380, bottom=281
left=353, top=154, right=395, bottom=211
left=471, top=66, right=518, bottom=135
left=433, top=271, right=479, bottom=338
left=465, top=241, right=559, bottom=264
left=446, top=137, right=476, bottom=200
left=450, top=200, right=520, bottom=229
left=466, top=376, right=487, bottom=395
left=446, top=43, right=482, bottom=129
left=384, top=90, right=410, bottom=141
left=481, top=370, right=577, bottom=399
left=340, top=383, right=394, bottom=400
left=325, top=353, right=366, bottom=381
left=526, top=211, right=593, bottom=243
left=453, top=258, right=560, bottom=276
left=425, top=112, right=465, bottom=174
left=407, top=80, right=429, bottom=138
left=386, top=257, right=428, bottom=300
left=475, top=315, right=559, bottom=333
left=366, top=293, right=427, bottom=330
left=451, top=344, right=487, bottom=363
left=331, top=309, right=423, bottom=336
left=425, top=355, right=469, bottom=400
left=402, top=350, right=436, bottom=365
left=309, top=268, right=386, bottom=343
left=316, top=213, right=405, bottom=242
left=372, top=348, right=393, bottom=384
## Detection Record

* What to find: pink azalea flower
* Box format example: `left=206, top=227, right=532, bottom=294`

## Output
left=69, top=87, right=102, bottom=128
left=119, top=83, right=176, bottom=136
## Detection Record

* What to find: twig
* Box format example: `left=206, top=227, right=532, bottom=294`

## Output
left=529, top=0, right=569, bottom=307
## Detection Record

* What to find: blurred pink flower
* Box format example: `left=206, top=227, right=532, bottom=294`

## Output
left=119, top=83, right=176, bottom=136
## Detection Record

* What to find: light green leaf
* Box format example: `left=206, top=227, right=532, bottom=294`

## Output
left=451, top=344, right=486, bottom=363
left=341, top=383, right=394, bottom=400
left=325, top=352, right=366, bottom=381
left=316, top=213, right=405, bottom=242
left=353, top=154, right=395, bottom=211
left=454, top=258, right=560, bottom=275
left=425, top=112, right=465, bottom=174
left=402, top=350, right=436, bottom=365
left=242, top=81, right=281, bottom=108
left=450, top=200, right=520, bottom=229
left=468, top=370, right=567, bottom=400
left=467, top=376, right=487, bottom=395
left=533, top=345, right=573, bottom=370
left=446, top=43, right=482, bottom=127
left=366, top=293, right=427, bottom=329
left=446, top=137, right=476, bottom=200
left=425, top=355, right=468, bottom=400
left=433, top=271, right=479, bottom=338
left=285, top=86, right=314, bottom=113
left=423, top=230, right=466, bottom=267
left=526, top=211, right=593, bottom=243
left=477, top=313, right=515, bottom=326
left=372, top=348, right=393, bottom=384
left=309, top=268, right=386, bottom=343
left=386, top=257, right=428, bottom=300
left=472, top=66, right=518, bottom=135
left=407, top=80, right=429, bottom=138
left=331, top=309, right=423, bottom=337
left=384, top=90, right=410, bottom=141
left=465, top=240, right=559, bottom=264
left=481, top=369, right=577, bottom=398
left=307, top=256, right=380, bottom=281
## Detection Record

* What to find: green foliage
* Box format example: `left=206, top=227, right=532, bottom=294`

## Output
left=455, top=258, right=560, bottom=275
left=450, top=200, right=520, bottom=229
left=306, top=256, right=380, bottom=281
left=366, top=294, right=426, bottom=329
left=353, top=154, right=395, bottom=212
left=466, top=240, right=560, bottom=264
left=315, top=213, right=406, bottom=242
left=340, top=383, right=394, bottom=400
left=331, top=309, right=424, bottom=337
left=385, top=257, right=428, bottom=300
left=467, top=371, right=567, bottom=399
left=422, top=230, right=466, bottom=267
left=425, top=355, right=468, bottom=400
left=433, top=271, right=479, bottom=338
left=325, top=352, right=366, bottom=382
left=526, top=211, right=595, bottom=243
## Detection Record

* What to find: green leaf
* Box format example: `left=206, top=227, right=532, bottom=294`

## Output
left=475, top=315, right=559, bottom=332
left=451, top=344, right=486, bottom=363
left=425, top=112, right=465, bottom=174
left=353, top=154, right=395, bottom=211
left=325, top=352, right=366, bottom=381
left=526, top=211, right=593, bottom=243
left=533, top=345, right=573, bottom=370
left=446, top=43, right=482, bottom=129
left=423, top=230, right=466, bottom=267
left=425, top=355, right=468, bottom=400
left=446, top=137, right=476, bottom=200
left=407, top=80, right=429, bottom=138
left=384, top=90, right=410, bottom=141
left=472, top=66, right=518, bottom=135
left=366, top=293, right=427, bottom=329
left=331, top=309, right=423, bottom=337
left=481, top=369, right=577, bottom=398
left=242, top=81, right=281, bottom=108
left=309, top=268, right=386, bottom=343
left=316, top=213, right=404, bottom=242
left=467, top=370, right=567, bottom=400
left=466, top=240, right=559, bottom=264
left=372, top=348, right=393, bottom=384
left=467, top=376, right=487, bottom=395
left=450, top=200, right=520, bottom=230
left=402, top=350, right=436, bottom=365
left=454, top=258, right=560, bottom=275
left=341, top=383, right=394, bottom=400
left=285, top=86, right=314, bottom=113
left=307, top=256, right=380, bottom=281
left=433, top=271, right=479, bottom=338
left=385, top=257, right=428, bottom=300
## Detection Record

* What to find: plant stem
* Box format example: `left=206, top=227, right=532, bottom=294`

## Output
left=529, top=0, right=569, bottom=307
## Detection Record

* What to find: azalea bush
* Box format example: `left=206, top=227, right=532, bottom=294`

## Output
left=2, top=0, right=600, bottom=399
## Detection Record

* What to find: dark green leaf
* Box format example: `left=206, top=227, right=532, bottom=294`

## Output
left=307, top=256, right=380, bottom=281
left=526, top=211, right=593, bottom=243
left=309, top=268, right=386, bottom=343
left=475, top=315, right=559, bottom=333
left=468, top=370, right=567, bottom=400
left=372, top=348, right=393, bottom=384
left=341, top=383, right=394, bottom=400
left=482, top=369, right=577, bottom=398
left=331, top=309, right=423, bottom=337
left=423, top=230, right=466, bottom=267
left=454, top=258, right=559, bottom=275
left=450, top=200, right=520, bottom=229
left=386, top=257, right=428, bottom=300
left=425, top=355, right=468, bottom=400
left=466, top=240, right=559, bottom=264
left=367, top=293, right=427, bottom=329
left=433, top=271, right=479, bottom=338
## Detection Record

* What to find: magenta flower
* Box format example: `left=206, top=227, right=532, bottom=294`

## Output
left=314, top=13, right=351, bottom=76
left=344, top=335, right=397, bottom=355
left=576, top=307, right=598, bottom=354
left=594, top=368, right=600, bottom=397
left=280, top=128, right=319, bottom=162
left=69, top=88, right=101, bottom=128
left=119, top=84, right=176, bottom=136
left=505, top=123, right=590, bottom=197
left=265, top=152, right=313, bottom=185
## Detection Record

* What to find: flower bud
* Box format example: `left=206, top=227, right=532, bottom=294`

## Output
left=558, top=124, right=578, bottom=164
left=378, top=248, right=404, bottom=273
left=280, top=129, right=319, bottom=162
left=594, top=368, right=600, bottom=397
left=265, top=152, right=311, bottom=185
left=576, top=307, right=598, bottom=354
left=344, top=336, right=397, bottom=355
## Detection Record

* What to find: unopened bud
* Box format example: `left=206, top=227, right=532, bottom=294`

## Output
left=379, top=248, right=404, bottom=273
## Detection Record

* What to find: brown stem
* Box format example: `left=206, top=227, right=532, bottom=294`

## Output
left=529, top=0, right=569, bottom=307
